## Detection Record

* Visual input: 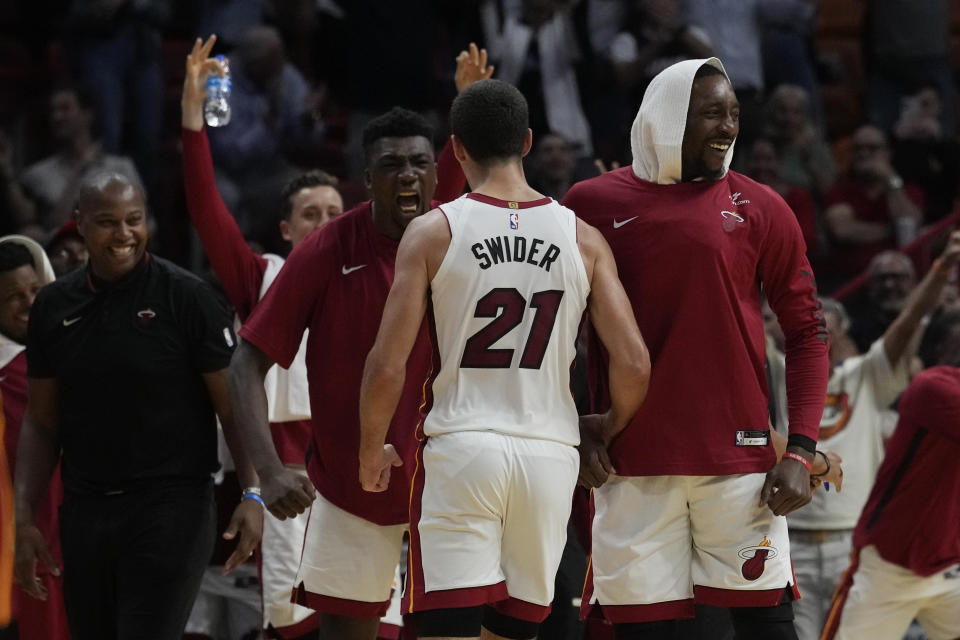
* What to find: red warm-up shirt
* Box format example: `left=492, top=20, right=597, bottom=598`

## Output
left=563, top=168, right=829, bottom=476
left=240, top=204, right=435, bottom=526
left=854, top=366, right=960, bottom=577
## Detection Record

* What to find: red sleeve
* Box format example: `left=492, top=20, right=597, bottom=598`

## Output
left=757, top=189, right=830, bottom=443
left=785, top=187, right=817, bottom=254
left=182, top=127, right=268, bottom=320
left=433, top=137, right=467, bottom=203
left=900, top=369, right=960, bottom=445
left=238, top=228, right=334, bottom=369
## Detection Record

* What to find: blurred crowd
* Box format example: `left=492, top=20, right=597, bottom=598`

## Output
left=1, top=2, right=959, bottom=640
left=0, top=0, right=956, bottom=295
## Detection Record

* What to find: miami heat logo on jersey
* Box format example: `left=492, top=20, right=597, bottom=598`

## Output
left=738, top=536, right=778, bottom=581
left=820, top=392, right=852, bottom=439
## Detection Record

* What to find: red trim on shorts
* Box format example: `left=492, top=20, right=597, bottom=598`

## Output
left=818, top=547, right=861, bottom=640
left=694, top=584, right=798, bottom=608
left=266, top=612, right=320, bottom=639
left=293, top=582, right=389, bottom=618
left=579, top=556, right=595, bottom=621
left=490, top=596, right=552, bottom=623
left=377, top=621, right=401, bottom=640
left=589, top=599, right=695, bottom=623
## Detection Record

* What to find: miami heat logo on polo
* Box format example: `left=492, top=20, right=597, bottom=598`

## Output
left=720, top=210, right=744, bottom=232
left=738, top=535, right=779, bottom=581
left=137, top=308, right=156, bottom=324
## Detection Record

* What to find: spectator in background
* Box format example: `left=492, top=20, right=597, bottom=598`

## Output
left=0, top=236, right=68, bottom=640
left=207, top=26, right=325, bottom=251
left=526, top=131, right=576, bottom=200
left=44, top=221, right=88, bottom=278
left=8, top=84, right=143, bottom=233
left=820, top=307, right=960, bottom=640
left=864, top=0, right=956, bottom=138
left=480, top=0, right=594, bottom=158
left=788, top=230, right=960, bottom=640
left=823, top=125, right=923, bottom=285
left=763, top=85, right=835, bottom=202
left=847, top=251, right=917, bottom=354
left=746, top=138, right=818, bottom=263
left=681, top=0, right=817, bottom=151
left=63, top=0, right=170, bottom=189
left=891, top=85, right=960, bottom=223
left=760, top=1, right=821, bottom=127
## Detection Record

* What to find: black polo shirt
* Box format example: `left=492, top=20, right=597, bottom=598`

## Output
left=27, top=254, right=235, bottom=495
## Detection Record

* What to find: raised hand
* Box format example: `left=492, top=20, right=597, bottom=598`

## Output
left=181, top=35, right=226, bottom=131
left=455, top=42, right=495, bottom=93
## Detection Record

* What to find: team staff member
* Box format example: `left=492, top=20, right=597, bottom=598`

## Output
left=0, top=236, right=69, bottom=639
left=228, top=103, right=480, bottom=639
left=13, top=172, right=262, bottom=640
left=821, top=309, right=960, bottom=640
left=564, top=58, right=829, bottom=639
left=359, top=79, right=651, bottom=640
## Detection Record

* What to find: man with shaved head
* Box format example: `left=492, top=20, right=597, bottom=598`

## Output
left=13, top=172, right=263, bottom=639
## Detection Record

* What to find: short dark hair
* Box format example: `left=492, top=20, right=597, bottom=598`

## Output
left=51, top=79, right=96, bottom=112
left=450, top=79, right=529, bottom=164
left=918, top=308, right=960, bottom=368
left=362, top=107, right=434, bottom=161
left=0, top=242, right=35, bottom=275
left=279, top=170, right=339, bottom=220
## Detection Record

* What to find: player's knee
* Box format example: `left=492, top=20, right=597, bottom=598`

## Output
left=481, top=606, right=540, bottom=640
left=414, top=606, right=485, bottom=638
left=613, top=619, right=680, bottom=640
left=729, top=603, right=797, bottom=640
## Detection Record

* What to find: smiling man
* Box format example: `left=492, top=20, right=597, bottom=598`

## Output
left=562, top=58, right=829, bottom=640
left=13, top=172, right=262, bottom=640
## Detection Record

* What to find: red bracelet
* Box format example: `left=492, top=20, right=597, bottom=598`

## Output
left=783, top=451, right=812, bottom=472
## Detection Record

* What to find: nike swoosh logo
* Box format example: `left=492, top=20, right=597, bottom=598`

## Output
left=62, top=317, right=82, bottom=327
left=613, top=217, right=638, bottom=229
left=341, top=264, right=367, bottom=275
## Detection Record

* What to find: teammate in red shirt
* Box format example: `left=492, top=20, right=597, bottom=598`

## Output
left=820, top=308, right=960, bottom=640
left=563, top=58, right=829, bottom=639
left=227, top=52, right=489, bottom=640
left=0, top=236, right=69, bottom=640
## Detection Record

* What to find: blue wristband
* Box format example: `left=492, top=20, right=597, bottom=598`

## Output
left=242, top=492, right=265, bottom=508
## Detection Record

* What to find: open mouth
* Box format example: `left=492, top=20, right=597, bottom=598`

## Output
left=397, top=191, right=420, bottom=214
left=708, top=141, right=732, bottom=153
left=109, top=245, right=136, bottom=258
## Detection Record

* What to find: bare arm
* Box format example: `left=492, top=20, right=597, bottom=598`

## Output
left=579, top=221, right=650, bottom=442
left=359, top=211, right=448, bottom=491
left=882, top=230, right=960, bottom=366
left=575, top=220, right=651, bottom=488
left=13, top=378, right=62, bottom=599
left=203, top=368, right=263, bottom=572
left=228, top=341, right=315, bottom=519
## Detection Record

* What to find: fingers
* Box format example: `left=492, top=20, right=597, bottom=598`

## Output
left=38, top=542, right=60, bottom=577
left=385, top=444, right=403, bottom=468
left=298, top=475, right=318, bottom=501
left=469, top=42, right=479, bottom=65
left=577, top=447, right=611, bottom=488
left=200, top=34, right=217, bottom=58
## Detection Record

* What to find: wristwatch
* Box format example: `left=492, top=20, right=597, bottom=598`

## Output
left=888, top=174, right=904, bottom=190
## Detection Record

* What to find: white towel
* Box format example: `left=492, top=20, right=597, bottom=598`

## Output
left=630, top=57, right=735, bottom=185
left=0, top=235, right=55, bottom=369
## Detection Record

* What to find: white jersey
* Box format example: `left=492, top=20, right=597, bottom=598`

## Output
left=424, top=193, right=589, bottom=446
left=788, top=339, right=909, bottom=530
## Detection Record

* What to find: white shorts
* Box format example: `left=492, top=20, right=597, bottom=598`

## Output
left=406, top=431, right=579, bottom=622
left=824, top=545, right=960, bottom=640
left=293, top=491, right=406, bottom=618
left=261, top=469, right=318, bottom=636
left=588, top=474, right=797, bottom=623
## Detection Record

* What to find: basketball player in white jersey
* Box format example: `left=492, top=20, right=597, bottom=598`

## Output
left=358, top=79, right=651, bottom=640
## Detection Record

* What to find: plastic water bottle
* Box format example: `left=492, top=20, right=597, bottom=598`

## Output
left=204, top=55, right=231, bottom=128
